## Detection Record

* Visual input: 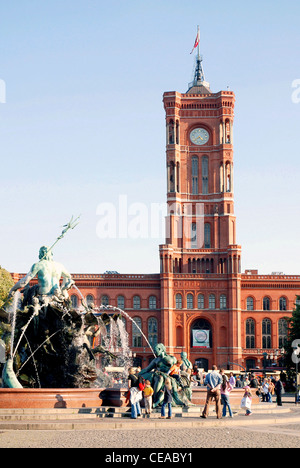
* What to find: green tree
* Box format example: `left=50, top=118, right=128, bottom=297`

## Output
left=0, top=266, right=14, bottom=309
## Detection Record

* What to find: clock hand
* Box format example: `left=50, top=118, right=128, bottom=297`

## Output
left=196, top=135, right=204, bottom=140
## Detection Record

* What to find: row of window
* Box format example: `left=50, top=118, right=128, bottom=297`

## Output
left=71, top=293, right=291, bottom=313
left=245, top=318, right=288, bottom=349
left=71, top=294, right=158, bottom=310
left=175, top=293, right=227, bottom=310
left=246, top=296, right=289, bottom=311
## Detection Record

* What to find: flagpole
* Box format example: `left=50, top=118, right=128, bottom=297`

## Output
left=197, top=25, right=200, bottom=60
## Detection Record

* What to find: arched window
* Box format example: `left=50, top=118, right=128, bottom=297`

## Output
left=148, top=318, right=158, bottom=348
left=247, top=297, right=254, bottom=311
left=176, top=120, right=179, bottom=145
left=279, top=297, right=287, bottom=311
left=132, top=317, right=142, bottom=348
left=175, top=293, right=182, bottom=309
left=169, top=161, right=175, bottom=193
left=202, top=156, right=209, bottom=194
left=195, top=358, right=209, bottom=372
left=133, top=296, right=141, bottom=309
left=168, top=119, right=174, bottom=144
left=71, top=295, right=78, bottom=309
left=262, top=318, right=272, bottom=348
left=204, top=223, right=211, bottom=249
left=246, top=318, right=255, bottom=349
left=117, top=295, right=125, bottom=310
left=191, top=222, right=197, bottom=248
left=209, top=294, right=215, bottom=309
left=101, top=295, right=109, bottom=306
left=220, top=294, right=227, bottom=309
left=278, top=318, right=288, bottom=348
left=176, top=326, right=183, bottom=347
left=149, top=296, right=157, bottom=309
left=192, top=156, right=199, bottom=195
left=198, top=294, right=205, bottom=309
left=86, top=294, right=94, bottom=306
left=187, top=293, right=194, bottom=309
left=263, top=297, right=270, bottom=311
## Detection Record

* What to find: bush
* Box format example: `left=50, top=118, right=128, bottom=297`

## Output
left=0, top=266, right=14, bottom=309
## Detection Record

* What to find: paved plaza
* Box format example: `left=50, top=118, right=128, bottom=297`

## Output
left=0, top=420, right=300, bottom=449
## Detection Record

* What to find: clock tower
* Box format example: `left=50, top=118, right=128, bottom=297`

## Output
left=159, top=46, right=243, bottom=370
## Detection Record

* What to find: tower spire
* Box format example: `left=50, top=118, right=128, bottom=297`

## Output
left=187, top=26, right=211, bottom=94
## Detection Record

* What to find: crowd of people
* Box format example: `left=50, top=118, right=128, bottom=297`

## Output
left=127, top=362, right=286, bottom=420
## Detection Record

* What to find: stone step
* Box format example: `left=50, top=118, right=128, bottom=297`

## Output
left=0, top=411, right=298, bottom=431
left=0, top=404, right=289, bottom=421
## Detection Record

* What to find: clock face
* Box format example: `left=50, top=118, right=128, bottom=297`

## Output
left=190, top=128, right=209, bottom=145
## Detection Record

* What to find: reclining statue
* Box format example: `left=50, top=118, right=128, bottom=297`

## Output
left=139, top=343, right=192, bottom=407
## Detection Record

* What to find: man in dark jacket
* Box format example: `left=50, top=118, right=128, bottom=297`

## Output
left=274, top=375, right=283, bottom=406
left=250, top=375, right=259, bottom=388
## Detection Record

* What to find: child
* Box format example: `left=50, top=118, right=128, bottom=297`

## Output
left=143, top=380, right=154, bottom=415
left=160, top=378, right=173, bottom=419
left=169, top=360, right=183, bottom=387
left=241, top=385, right=253, bottom=416
left=221, top=375, right=233, bottom=418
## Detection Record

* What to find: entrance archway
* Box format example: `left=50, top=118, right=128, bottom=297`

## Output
left=191, top=318, right=212, bottom=348
left=194, top=358, right=209, bottom=372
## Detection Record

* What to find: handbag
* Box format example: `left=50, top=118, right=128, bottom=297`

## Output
left=130, top=387, right=143, bottom=404
left=240, top=396, right=251, bottom=410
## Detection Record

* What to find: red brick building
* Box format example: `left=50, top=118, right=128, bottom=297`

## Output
left=12, top=53, right=300, bottom=372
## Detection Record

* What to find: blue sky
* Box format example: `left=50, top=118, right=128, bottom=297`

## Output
left=0, top=0, right=300, bottom=274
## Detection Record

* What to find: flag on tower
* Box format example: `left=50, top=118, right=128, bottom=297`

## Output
left=190, top=29, right=200, bottom=54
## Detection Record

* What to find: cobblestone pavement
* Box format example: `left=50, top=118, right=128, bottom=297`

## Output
left=1, top=422, right=300, bottom=448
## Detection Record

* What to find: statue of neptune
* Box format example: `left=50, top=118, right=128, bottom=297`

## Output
left=9, top=246, right=74, bottom=300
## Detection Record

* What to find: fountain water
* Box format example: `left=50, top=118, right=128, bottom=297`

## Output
left=6, top=291, right=21, bottom=359
left=95, top=305, right=157, bottom=359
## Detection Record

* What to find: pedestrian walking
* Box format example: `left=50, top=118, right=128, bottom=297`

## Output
left=229, top=372, right=236, bottom=388
left=127, top=367, right=142, bottom=419
left=267, top=378, right=275, bottom=403
left=201, top=365, right=223, bottom=419
left=143, top=379, right=154, bottom=415
left=160, top=377, right=173, bottom=419
left=274, top=375, right=283, bottom=406
left=221, top=375, right=233, bottom=418
left=236, top=376, right=243, bottom=388
left=241, top=386, right=253, bottom=416
left=261, top=378, right=269, bottom=402
left=250, top=374, right=259, bottom=389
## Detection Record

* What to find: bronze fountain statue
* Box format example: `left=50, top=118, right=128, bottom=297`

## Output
left=1, top=217, right=117, bottom=389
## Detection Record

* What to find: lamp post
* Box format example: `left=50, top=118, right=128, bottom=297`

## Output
left=263, top=352, right=268, bottom=376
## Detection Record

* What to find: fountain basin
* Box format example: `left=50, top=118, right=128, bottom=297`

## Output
left=0, top=387, right=258, bottom=409
left=0, top=388, right=103, bottom=409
